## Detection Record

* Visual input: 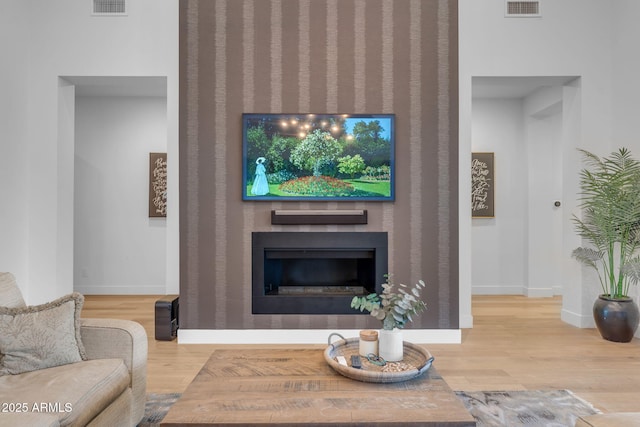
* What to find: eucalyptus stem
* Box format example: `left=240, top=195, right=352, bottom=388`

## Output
left=382, top=316, right=395, bottom=331
left=351, top=275, right=427, bottom=329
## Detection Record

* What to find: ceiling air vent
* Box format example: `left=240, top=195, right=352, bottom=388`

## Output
left=93, top=0, right=127, bottom=16
left=505, top=1, right=541, bottom=18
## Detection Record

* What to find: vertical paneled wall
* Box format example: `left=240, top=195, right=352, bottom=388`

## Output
left=179, top=0, right=458, bottom=330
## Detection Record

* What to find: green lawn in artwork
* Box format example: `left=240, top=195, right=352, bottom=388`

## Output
left=245, top=177, right=390, bottom=198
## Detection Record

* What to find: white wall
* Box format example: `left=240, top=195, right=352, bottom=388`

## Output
left=0, top=0, right=179, bottom=304
left=523, top=87, right=565, bottom=297
left=0, top=1, right=29, bottom=293
left=611, top=2, right=640, bottom=152
left=460, top=0, right=615, bottom=327
left=471, top=88, right=565, bottom=297
left=471, top=98, right=528, bottom=294
left=611, top=3, right=640, bottom=310
left=74, top=96, right=167, bottom=294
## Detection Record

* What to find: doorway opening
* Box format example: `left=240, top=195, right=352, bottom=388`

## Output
left=470, top=76, right=580, bottom=298
left=60, top=76, right=168, bottom=295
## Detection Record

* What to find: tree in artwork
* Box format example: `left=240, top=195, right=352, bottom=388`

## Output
left=290, top=129, right=343, bottom=177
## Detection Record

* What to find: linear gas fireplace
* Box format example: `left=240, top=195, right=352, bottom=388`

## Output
left=252, top=232, right=388, bottom=315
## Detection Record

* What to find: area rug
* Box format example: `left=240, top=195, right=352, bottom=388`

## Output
left=137, top=393, right=181, bottom=427
left=455, top=390, right=601, bottom=427
left=138, top=390, right=601, bottom=427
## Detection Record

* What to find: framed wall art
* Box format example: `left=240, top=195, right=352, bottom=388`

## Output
left=149, top=152, right=167, bottom=217
left=242, top=113, right=395, bottom=201
left=471, top=152, right=494, bottom=218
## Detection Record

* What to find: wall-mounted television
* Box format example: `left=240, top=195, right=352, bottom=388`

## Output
left=242, top=113, right=395, bottom=201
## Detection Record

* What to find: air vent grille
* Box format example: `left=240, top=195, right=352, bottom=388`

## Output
left=93, top=0, right=126, bottom=15
left=505, top=1, right=541, bottom=17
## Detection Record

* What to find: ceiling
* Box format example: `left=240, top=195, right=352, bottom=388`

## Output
left=472, top=76, right=579, bottom=99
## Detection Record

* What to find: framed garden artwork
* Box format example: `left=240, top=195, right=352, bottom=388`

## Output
left=242, top=113, right=395, bottom=201
left=471, top=152, right=494, bottom=218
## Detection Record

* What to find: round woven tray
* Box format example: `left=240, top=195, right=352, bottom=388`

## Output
left=324, top=333, right=434, bottom=383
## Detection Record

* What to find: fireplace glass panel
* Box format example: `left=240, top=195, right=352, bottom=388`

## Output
left=264, top=249, right=375, bottom=296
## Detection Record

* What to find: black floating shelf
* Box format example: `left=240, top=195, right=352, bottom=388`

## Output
left=271, top=210, right=368, bottom=225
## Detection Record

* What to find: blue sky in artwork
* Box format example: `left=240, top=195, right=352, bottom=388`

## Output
left=344, top=117, right=392, bottom=140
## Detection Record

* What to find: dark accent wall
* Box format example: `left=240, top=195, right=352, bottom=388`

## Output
left=179, top=0, right=459, bottom=330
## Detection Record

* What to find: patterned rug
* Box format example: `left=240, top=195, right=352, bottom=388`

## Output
left=137, top=393, right=181, bottom=427
left=455, top=390, right=601, bottom=427
left=138, top=389, right=600, bottom=427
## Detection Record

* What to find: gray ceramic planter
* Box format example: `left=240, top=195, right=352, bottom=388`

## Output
left=593, top=295, right=640, bottom=342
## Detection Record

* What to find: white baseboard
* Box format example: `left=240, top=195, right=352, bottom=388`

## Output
left=525, top=287, right=554, bottom=298
left=472, top=286, right=556, bottom=297
left=472, top=285, right=523, bottom=295
left=459, top=314, right=474, bottom=328
left=75, top=286, right=167, bottom=295
left=561, top=308, right=594, bottom=328
left=177, top=328, right=462, bottom=344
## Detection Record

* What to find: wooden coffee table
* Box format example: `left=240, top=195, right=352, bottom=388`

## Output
left=160, top=348, right=476, bottom=426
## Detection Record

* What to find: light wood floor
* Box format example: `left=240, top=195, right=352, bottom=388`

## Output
left=81, top=295, right=640, bottom=414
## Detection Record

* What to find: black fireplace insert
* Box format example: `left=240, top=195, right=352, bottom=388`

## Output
left=252, top=232, right=388, bottom=315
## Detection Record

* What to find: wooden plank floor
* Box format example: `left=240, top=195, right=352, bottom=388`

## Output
left=81, top=295, right=640, bottom=414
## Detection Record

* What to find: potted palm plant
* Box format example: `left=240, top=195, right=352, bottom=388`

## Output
left=351, top=275, right=427, bottom=361
left=572, top=148, right=640, bottom=342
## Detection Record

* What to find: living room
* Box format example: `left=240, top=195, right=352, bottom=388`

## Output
left=2, top=0, right=640, bottom=425
left=5, top=0, right=640, bottom=329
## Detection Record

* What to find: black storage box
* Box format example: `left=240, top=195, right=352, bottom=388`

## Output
left=155, top=295, right=179, bottom=341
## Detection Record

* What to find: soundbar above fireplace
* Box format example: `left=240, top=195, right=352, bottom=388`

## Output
left=252, top=232, right=388, bottom=315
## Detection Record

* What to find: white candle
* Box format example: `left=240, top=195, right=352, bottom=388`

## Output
left=359, top=329, right=379, bottom=356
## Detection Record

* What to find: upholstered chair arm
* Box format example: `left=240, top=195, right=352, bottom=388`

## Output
left=80, top=318, right=148, bottom=425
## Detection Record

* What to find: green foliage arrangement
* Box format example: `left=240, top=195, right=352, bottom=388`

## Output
left=362, top=165, right=391, bottom=181
left=346, top=120, right=390, bottom=167
left=337, top=154, right=366, bottom=178
left=266, top=135, right=298, bottom=173
left=572, top=148, right=640, bottom=298
left=290, top=129, right=343, bottom=177
left=351, top=275, right=427, bottom=330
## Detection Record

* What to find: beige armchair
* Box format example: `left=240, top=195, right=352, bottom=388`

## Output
left=0, top=272, right=147, bottom=427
